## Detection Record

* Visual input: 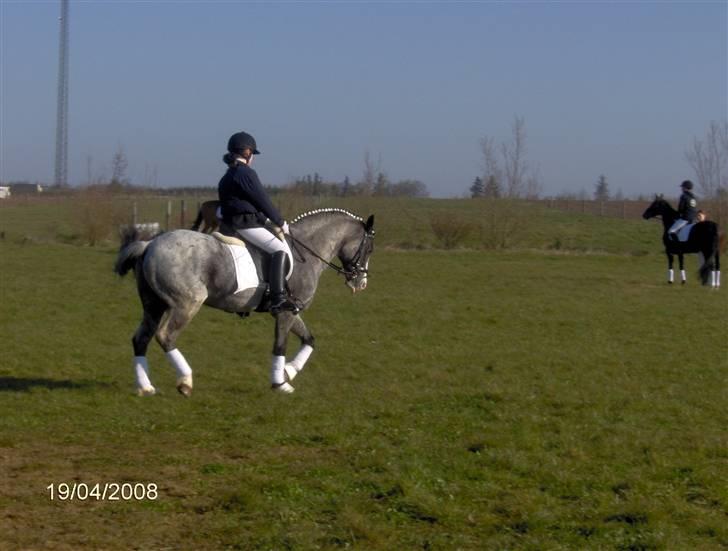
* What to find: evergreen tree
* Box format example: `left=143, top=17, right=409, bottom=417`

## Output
left=594, top=175, right=610, bottom=201
left=470, top=176, right=484, bottom=198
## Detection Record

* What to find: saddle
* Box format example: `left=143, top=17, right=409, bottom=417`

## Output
left=211, top=231, right=246, bottom=247
left=211, top=226, right=295, bottom=304
left=674, top=223, right=695, bottom=243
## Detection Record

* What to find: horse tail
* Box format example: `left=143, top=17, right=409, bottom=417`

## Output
left=190, top=208, right=204, bottom=231
left=114, top=241, right=151, bottom=277
left=699, top=223, right=720, bottom=285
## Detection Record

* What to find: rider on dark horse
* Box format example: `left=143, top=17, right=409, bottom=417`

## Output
left=668, top=180, right=698, bottom=240
left=217, top=131, right=298, bottom=315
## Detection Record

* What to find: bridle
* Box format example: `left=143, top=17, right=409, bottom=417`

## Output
left=288, top=227, right=375, bottom=282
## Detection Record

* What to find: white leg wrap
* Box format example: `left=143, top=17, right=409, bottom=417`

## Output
left=166, top=348, right=192, bottom=378
left=717, top=271, right=721, bottom=288
left=680, top=269, right=686, bottom=282
left=134, top=356, right=155, bottom=395
left=166, top=348, right=192, bottom=389
left=271, top=355, right=294, bottom=393
left=668, top=269, right=674, bottom=283
left=285, top=344, right=314, bottom=381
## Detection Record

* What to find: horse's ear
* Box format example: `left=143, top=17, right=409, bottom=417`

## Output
left=365, top=214, right=375, bottom=232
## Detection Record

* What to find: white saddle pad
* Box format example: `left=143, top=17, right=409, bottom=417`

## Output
left=677, top=223, right=694, bottom=242
left=225, top=244, right=259, bottom=294
left=224, top=243, right=295, bottom=294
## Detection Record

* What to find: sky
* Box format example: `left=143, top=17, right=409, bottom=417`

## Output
left=1, top=1, right=726, bottom=198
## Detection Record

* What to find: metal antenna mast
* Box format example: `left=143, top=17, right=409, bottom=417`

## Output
left=54, top=0, right=69, bottom=187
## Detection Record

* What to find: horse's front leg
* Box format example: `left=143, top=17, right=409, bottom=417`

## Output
left=284, top=315, right=315, bottom=383
left=679, top=253, right=686, bottom=284
left=271, top=312, right=297, bottom=393
left=667, top=252, right=674, bottom=284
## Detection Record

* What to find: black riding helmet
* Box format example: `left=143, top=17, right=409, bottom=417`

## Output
left=681, top=180, right=693, bottom=190
left=227, top=131, right=260, bottom=155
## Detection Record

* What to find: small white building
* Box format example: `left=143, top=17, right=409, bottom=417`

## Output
left=0, top=186, right=10, bottom=199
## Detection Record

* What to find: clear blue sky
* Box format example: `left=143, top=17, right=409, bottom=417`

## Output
left=1, top=1, right=726, bottom=198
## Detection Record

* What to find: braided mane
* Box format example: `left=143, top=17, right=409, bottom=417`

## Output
left=291, top=208, right=363, bottom=225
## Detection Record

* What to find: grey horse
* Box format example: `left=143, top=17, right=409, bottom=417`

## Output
left=114, top=209, right=375, bottom=395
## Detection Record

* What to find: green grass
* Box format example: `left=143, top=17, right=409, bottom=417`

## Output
left=0, top=196, right=726, bottom=549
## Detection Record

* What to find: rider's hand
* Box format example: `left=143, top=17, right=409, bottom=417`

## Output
left=281, top=222, right=290, bottom=235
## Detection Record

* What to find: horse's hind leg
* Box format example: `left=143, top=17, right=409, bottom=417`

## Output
left=716, top=252, right=721, bottom=288
left=710, top=251, right=720, bottom=288
left=284, top=315, right=315, bottom=384
left=132, top=282, right=168, bottom=396
left=679, top=254, right=686, bottom=284
left=155, top=301, right=204, bottom=397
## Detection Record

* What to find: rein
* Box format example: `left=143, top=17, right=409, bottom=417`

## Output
left=287, top=229, right=373, bottom=279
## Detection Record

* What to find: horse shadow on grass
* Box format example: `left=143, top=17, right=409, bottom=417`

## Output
left=0, top=377, right=114, bottom=393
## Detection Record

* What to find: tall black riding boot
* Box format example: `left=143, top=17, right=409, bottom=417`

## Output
left=269, top=251, right=298, bottom=315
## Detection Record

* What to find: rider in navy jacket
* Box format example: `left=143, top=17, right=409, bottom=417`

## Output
left=219, top=159, right=285, bottom=229
left=669, top=180, right=698, bottom=239
left=217, top=131, right=297, bottom=315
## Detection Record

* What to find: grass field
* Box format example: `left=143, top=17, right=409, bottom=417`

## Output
left=1, top=196, right=726, bottom=550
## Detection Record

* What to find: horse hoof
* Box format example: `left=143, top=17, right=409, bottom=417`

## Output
left=271, top=382, right=295, bottom=394
left=137, top=386, right=156, bottom=397
left=284, top=363, right=299, bottom=382
left=176, top=376, right=193, bottom=397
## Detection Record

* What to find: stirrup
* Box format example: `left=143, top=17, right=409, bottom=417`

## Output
left=270, top=299, right=300, bottom=316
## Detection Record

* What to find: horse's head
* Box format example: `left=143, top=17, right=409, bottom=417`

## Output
left=339, top=214, right=375, bottom=293
left=642, top=194, right=670, bottom=220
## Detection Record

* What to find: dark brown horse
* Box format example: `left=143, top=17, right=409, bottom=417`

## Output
left=190, top=200, right=220, bottom=233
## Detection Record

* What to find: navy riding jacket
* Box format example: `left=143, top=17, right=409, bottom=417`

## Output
left=218, top=163, right=285, bottom=228
left=677, top=190, right=698, bottom=223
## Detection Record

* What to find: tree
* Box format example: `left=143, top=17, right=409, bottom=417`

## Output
left=479, top=115, right=541, bottom=199
left=341, top=176, right=351, bottom=197
left=391, top=179, right=429, bottom=197
left=470, top=176, right=484, bottom=198
left=685, top=120, right=728, bottom=198
left=373, top=172, right=390, bottom=196
left=594, top=175, right=610, bottom=201
left=479, top=137, right=503, bottom=195
left=360, top=150, right=381, bottom=196
left=502, top=115, right=528, bottom=198
left=110, top=145, right=129, bottom=189
left=483, top=175, right=501, bottom=198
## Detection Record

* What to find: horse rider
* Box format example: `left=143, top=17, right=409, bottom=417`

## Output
left=668, top=180, right=698, bottom=240
left=218, top=131, right=298, bottom=315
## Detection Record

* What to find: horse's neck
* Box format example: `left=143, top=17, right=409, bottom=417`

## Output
left=661, top=203, right=679, bottom=229
left=296, top=216, right=359, bottom=261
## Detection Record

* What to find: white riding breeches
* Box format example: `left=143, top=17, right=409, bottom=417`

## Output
left=669, top=219, right=688, bottom=234
left=235, top=226, right=287, bottom=255
left=235, top=226, right=293, bottom=278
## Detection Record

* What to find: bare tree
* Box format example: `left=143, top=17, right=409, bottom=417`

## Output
left=111, top=145, right=129, bottom=187
left=479, top=137, right=503, bottom=192
left=502, top=115, right=528, bottom=197
left=360, top=150, right=379, bottom=196
left=685, top=120, right=728, bottom=198
left=479, top=115, right=541, bottom=199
